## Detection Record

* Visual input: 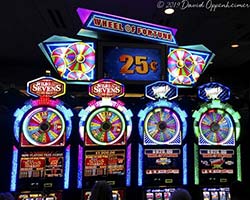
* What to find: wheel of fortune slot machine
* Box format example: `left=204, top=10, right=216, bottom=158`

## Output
left=192, top=82, right=241, bottom=200
left=137, top=81, right=188, bottom=200
left=77, top=79, right=133, bottom=200
left=10, top=76, right=73, bottom=200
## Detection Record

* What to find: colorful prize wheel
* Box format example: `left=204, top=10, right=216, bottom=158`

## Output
left=167, top=45, right=214, bottom=87
left=191, top=55, right=205, bottom=81
left=65, top=42, right=95, bottom=80
left=193, top=100, right=241, bottom=146
left=22, top=106, right=65, bottom=146
left=13, top=98, right=73, bottom=147
left=138, top=100, right=187, bottom=145
left=168, top=48, right=194, bottom=85
left=51, top=42, right=95, bottom=80
left=86, top=106, right=126, bottom=145
left=51, top=47, right=68, bottom=77
left=79, top=100, right=133, bottom=146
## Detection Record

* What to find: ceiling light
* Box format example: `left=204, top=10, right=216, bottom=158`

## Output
left=231, top=44, right=239, bottom=48
left=45, top=70, right=51, bottom=76
left=164, top=8, right=175, bottom=15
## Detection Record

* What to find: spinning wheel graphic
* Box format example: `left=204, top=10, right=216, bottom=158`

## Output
left=86, top=107, right=126, bottom=145
left=144, top=107, right=181, bottom=144
left=65, top=42, right=95, bottom=73
left=51, top=42, right=95, bottom=80
left=168, top=49, right=207, bottom=85
left=198, top=109, right=234, bottom=145
left=22, top=107, right=65, bottom=146
left=191, top=55, right=205, bottom=81
left=51, top=47, right=67, bottom=77
left=168, top=49, right=193, bottom=78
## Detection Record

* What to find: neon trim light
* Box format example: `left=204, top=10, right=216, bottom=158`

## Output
left=138, top=143, right=143, bottom=186
left=237, top=145, right=242, bottom=181
left=13, top=104, right=32, bottom=142
left=183, top=144, right=187, bottom=185
left=194, top=144, right=199, bottom=185
left=10, top=146, right=18, bottom=191
left=64, top=145, right=70, bottom=189
left=126, top=143, right=132, bottom=186
left=77, top=145, right=83, bottom=188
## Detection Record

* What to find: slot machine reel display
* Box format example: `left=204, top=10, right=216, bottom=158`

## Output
left=192, top=82, right=241, bottom=200
left=11, top=76, right=73, bottom=200
left=78, top=79, right=133, bottom=200
left=137, top=81, right=188, bottom=200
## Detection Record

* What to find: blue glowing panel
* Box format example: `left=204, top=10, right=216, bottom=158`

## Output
left=102, top=44, right=164, bottom=82
left=145, top=81, right=178, bottom=100
left=198, top=82, right=231, bottom=102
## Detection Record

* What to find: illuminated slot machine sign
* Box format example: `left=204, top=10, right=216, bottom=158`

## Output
left=78, top=79, right=133, bottom=200
left=76, top=8, right=177, bottom=46
left=192, top=82, right=241, bottom=200
left=11, top=76, right=73, bottom=199
left=137, top=81, right=188, bottom=200
left=39, top=35, right=96, bottom=84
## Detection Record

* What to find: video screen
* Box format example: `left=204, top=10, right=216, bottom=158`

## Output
left=84, top=149, right=125, bottom=177
left=145, top=188, right=175, bottom=200
left=84, top=190, right=123, bottom=200
left=143, top=148, right=182, bottom=185
left=202, top=187, right=231, bottom=200
left=19, top=151, right=64, bottom=179
left=144, top=148, right=182, bottom=174
left=199, top=148, right=235, bottom=184
left=100, top=42, right=165, bottom=84
left=17, top=191, right=62, bottom=200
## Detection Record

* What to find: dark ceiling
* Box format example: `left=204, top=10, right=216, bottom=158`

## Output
left=1, top=0, right=250, bottom=98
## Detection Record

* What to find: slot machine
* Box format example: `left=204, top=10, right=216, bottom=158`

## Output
left=10, top=76, right=73, bottom=200
left=137, top=81, right=188, bottom=200
left=192, top=82, right=241, bottom=200
left=77, top=79, right=133, bottom=200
